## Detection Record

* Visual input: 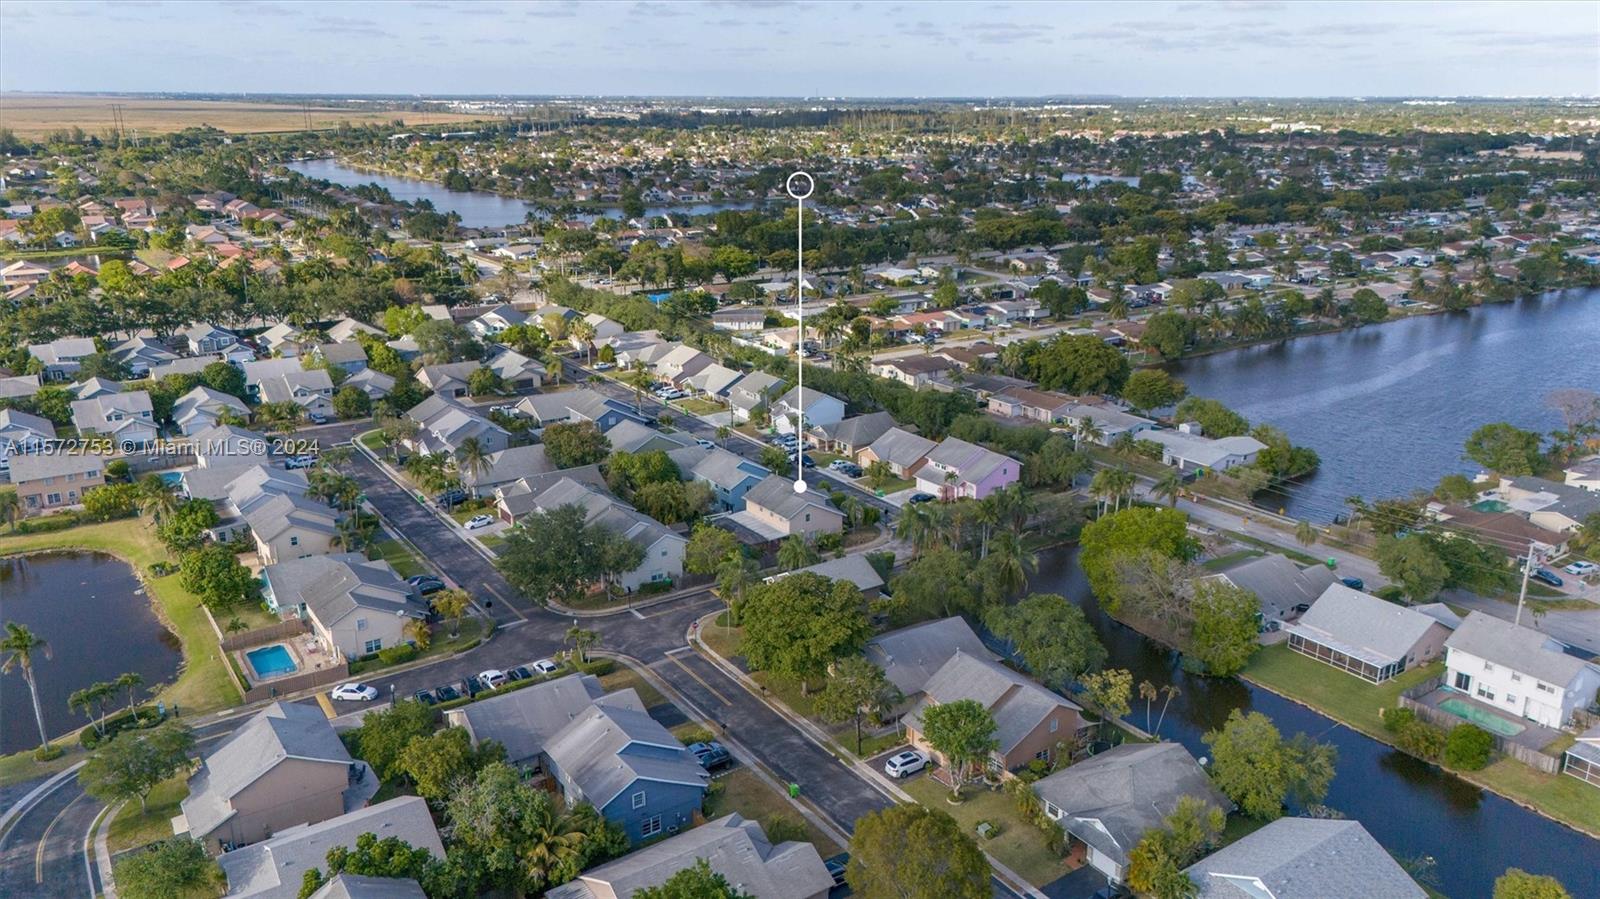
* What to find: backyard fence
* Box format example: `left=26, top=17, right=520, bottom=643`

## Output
left=1397, top=678, right=1561, bottom=775
left=241, top=665, right=349, bottom=704
left=202, top=605, right=310, bottom=651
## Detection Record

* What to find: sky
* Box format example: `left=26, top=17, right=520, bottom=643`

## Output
left=2, top=0, right=1597, bottom=98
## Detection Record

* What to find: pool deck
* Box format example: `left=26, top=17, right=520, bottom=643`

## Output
left=1415, top=687, right=1563, bottom=752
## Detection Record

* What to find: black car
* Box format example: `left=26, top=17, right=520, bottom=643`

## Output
left=433, top=684, right=461, bottom=703
left=801, top=454, right=817, bottom=468
left=1532, top=568, right=1564, bottom=588
left=434, top=488, right=468, bottom=508
left=407, top=575, right=446, bottom=595
left=412, top=689, right=438, bottom=706
left=824, top=855, right=849, bottom=887
left=687, top=741, right=732, bottom=769
left=460, top=677, right=482, bottom=698
left=908, top=492, right=936, bottom=504
left=508, top=665, right=533, bottom=681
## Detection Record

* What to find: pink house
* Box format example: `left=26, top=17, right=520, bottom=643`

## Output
left=913, top=437, right=1022, bottom=501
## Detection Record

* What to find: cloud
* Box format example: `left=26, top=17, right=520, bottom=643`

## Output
left=316, top=15, right=391, bottom=37
left=525, top=0, right=579, bottom=17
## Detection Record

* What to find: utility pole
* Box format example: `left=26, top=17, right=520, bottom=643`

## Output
left=1513, top=541, right=1536, bottom=627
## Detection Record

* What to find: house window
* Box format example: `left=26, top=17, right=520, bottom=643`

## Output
left=46, top=492, right=61, bottom=505
left=1510, top=673, right=1522, bottom=682
left=1506, top=693, right=1517, bottom=704
left=640, top=815, right=663, bottom=838
left=1537, top=682, right=1555, bottom=694
left=1049, top=717, right=1059, bottom=734
left=1483, top=662, right=1495, bottom=672
left=1034, top=748, right=1051, bottom=762
left=290, top=536, right=299, bottom=546
left=1476, top=685, right=1496, bottom=702
left=631, top=790, right=647, bottom=809
left=363, top=639, right=382, bottom=654
left=356, top=618, right=367, bottom=631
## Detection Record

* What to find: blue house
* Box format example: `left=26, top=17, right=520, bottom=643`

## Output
left=690, top=448, right=771, bottom=512
left=543, top=697, right=709, bottom=843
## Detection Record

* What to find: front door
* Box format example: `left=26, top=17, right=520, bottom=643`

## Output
left=1454, top=671, right=1471, bottom=691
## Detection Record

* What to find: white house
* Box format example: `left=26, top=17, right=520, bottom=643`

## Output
left=1444, top=612, right=1600, bottom=729
left=70, top=391, right=159, bottom=449
left=1142, top=423, right=1265, bottom=473
left=0, top=409, right=55, bottom=477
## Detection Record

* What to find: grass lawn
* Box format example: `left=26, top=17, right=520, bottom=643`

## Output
left=349, top=618, right=486, bottom=676
left=697, top=620, right=822, bottom=718
left=674, top=397, right=725, bottom=416
left=358, top=430, right=387, bottom=451
left=107, top=773, right=189, bottom=854
left=1472, top=757, right=1600, bottom=835
left=864, top=476, right=916, bottom=495
left=599, top=664, right=667, bottom=710
left=0, top=521, right=241, bottom=715
left=0, top=742, right=84, bottom=790
left=369, top=537, right=426, bottom=578
left=1220, top=530, right=1323, bottom=567
left=1202, top=548, right=1265, bottom=571
left=901, top=776, right=1076, bottom=887
left=1241, top=643, right=1439, bottom=739
left=704, top=767, right=842, bottom=857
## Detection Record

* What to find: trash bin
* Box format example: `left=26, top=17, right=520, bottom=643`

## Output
left=788, top=783, right=800, bottom=799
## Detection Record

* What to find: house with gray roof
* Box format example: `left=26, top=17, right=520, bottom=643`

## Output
left=1285, top=583, right=1456, bottom=684
left=8, top=451, right=103, bottom=515
left=484, top=348, right=546, bottom=392
left=1211, top=553, right=1337, bottom=629
left=865, top=616, right=996, bottom=704
left=689, top=448, right=770, bottom=511
left=307, top=874, right=425, bottom=899
left=1184, top=818, right=1423, bottom=898
left=546, top=813, right=833, bottom=899
left=1500, top=476, right=1600, bottom=533
left=73, top=376, right=122, bottom=402
left=261, top=553, right=429, bottom=661
left=496, top=476, right=685, bottom=592
left=404, top=395, right=511, bottom=457
left=859, top=426, right=937, bottom=476
left=1143, top=423, right=1265, bottom=473
left=0, top=373, right=41, bottom=401
left=544, top=697, right=709, bottom=843
left=70, top=390, right=158, bottom=449
left=1444, top=611, right=1600, bottom=729
left=914, top=436, right=1021, bottom=500
left=725, top=474, right=843, bottom=541
left=415, top=360, right=481, bottom=398
left=0, top=408, right=54, bottom=477
left=515, top=388, right=651, bottom=433
left=311, top=342, right=368, bottom=375
left=216, top=796, right=443, bottom=899
left=772, top=386, right=844, bottom=435
left=727, top=372, right=783, bottom=423
left=808, top=410, right=895, bottom=458
left=606, top=418, right=691, bottom=455
left=250, top=362, right=335, bottom=419
left=445, top=673, right=612, bottom=769
left=241, top=488, right=340, bottom=565
left=343, top=368, right=395, bottom=401
left=111, top=335, right=178, bottom=377
left=27, top=336, right=96, bottom=380
left=767, top=553, right=885, bottom=599
left=1033, top=742, right=1232, bottom=885
left=904, top=650, right=1088, bottom=777
left=173, top=385, right=250, bottom=436
left=177, top=701, right=370, bottom=853
left=461, top=444, right=552, bottom=497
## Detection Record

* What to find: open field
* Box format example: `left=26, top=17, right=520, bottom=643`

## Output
left=0, top=94, right=484, bottom=138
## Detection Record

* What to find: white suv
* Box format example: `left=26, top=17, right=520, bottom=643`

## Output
left=884, top=749, right=928, bottom=779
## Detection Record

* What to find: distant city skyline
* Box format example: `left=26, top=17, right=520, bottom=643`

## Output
left=1, top=0, right=1596, bottom=98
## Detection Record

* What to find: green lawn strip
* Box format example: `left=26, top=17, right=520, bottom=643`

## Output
left=1471, top=757, right=1600, bottom=834
left=1218, top=812, right=1271, bottom=848
left=0, top=742, right=85, bottom=790
left=598, top=664, right=667, bottom=710
left=1218, top=530, right=1324, bottom=567
left=864, top=476, right=916, bottom=495
left=0, top=522, right=241, bottom=716
left=673, top=397, right=724, bottom=416
left=358, top=430, right=387, bottom=451
left=703, top=767, right=842, bottom=858
left=107, top=773, right=189, bottom=854
left=368, top=538, right=426, bottom=578
left=900, top=776, right=1075, bottom=887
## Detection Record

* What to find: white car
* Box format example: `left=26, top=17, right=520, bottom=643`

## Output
left=696, top=438, right=715, bottom=449
left=884, top=749, right=928, bottom=779
left=464, top=514, right=495, bottom=530
left=1564, top=560, right=1598, bottom=576
left=330, top=682, right=379, bottom=702
left=477, top=669, right=508, bottom=689
left=531, top=658, right=560, bottom=675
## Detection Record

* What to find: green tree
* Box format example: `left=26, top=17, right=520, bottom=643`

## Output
left=468, top=366, right=504, bottom=397
left=885, top=547, right=982, bottom=623
left=541, top=420, right=611, bottom=468
left=920, top=698, right=998, bottom=798
left=814, top=656, right=902, bottom=755
left=685, top=523, right=741, bottom=575
left=1463, top=422, right=1544, bottom=475
left=1204, top=710, right=1337, bottom=820
left=1493, top=869, right=1573, bottom=899
left=2, top=622, right=52, bottom=751
left=496, top=504, right=604, bottom=604
left=1374, top=534, right=1450, bottom=601
left=776, top=532, right=820, bottom=571
left=177, top=544, right=259, bottom=610
left=985, top=593, right=1106, bottom=690
left=112, top=837, right=222, bottom=899
left=1189, top=579, right=1261, bottom=676
left=1079, top=506, right=1198, bottom=613
left=636, top=859, right=755, bottom=899
left=1442, top=723, right=1494, bottom=770
left=1139, top=312, right=1195, bottom=359
left=333, top=385, right=372, bottom=419
left=445, top=762, right=602, bottom=893
left=847, top=804, right=991, bottom=899
left=739, top=573, right=872, bottom=694
left=297, top=833, right=450, bottom=899
left=1350, top=287, right=1389, bottom=323
left=432, top=588, right=471, bottom=638
left=1126, top=796, right=1224, bottom=899
left=864, top=459, right=894, bottom=491
left=348, top=699, right=436, bottom=782
left=1081, top=667, right=1133, bottom=719
left=200, top=360, right=246, bottom=396
left=1173, top=397, right=1250, bottom=437
left=78, top=721, right=195, bottom=813
left=1029, top=333, right=1131, bottom=394
left=396, top=726, right=505, bottom=802
left=156, top=498, right=220, bottom=552
left=82, top=482, right=140, bottom=521
left=1123, top=368, right=1188, bottom=411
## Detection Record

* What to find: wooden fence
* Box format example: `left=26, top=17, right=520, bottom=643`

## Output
left=1397, top=678, right=1561, bottom=775
left=242, top=665, right=349, bottom=703
left=201, top=605, right=310, bottom=651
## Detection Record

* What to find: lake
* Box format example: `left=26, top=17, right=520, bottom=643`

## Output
left=1029, top=546, right=1600, bottom=899
left=0, top=552, right=180, bottom=754
left=284, top=158, right=762, bottom=228
left=1164, top=288, right=1600, bottom=521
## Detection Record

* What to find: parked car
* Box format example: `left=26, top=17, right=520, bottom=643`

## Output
left=1532, top=568, right=1564, bottom=588
left=834, top=462, right=863, bottom=478
left=478, top=669, right=508, bottom=690
left=434, top=684, right=461, bottom=703
left=284, top=455, right=317, bottom=470
left=907, top=492, right=936, bottom=504
left=824, top=857, right=848, bottom=887
left=688, top=741, right=732, bottom=769
left=307, top=412, right=329, bottom=425
left=460, top=677, right=482, bottom=698
left=330, top=683, right=378, bottom=702
left=1564, top=560, right=1598, bottom=576
left=464, top=514, right=495, bottom=530
left=884, top=749, right=928, bottom=778
left=407, top=574, right=446, bottom=595
left=801, top=454, right=816, bottom=468
left=1340, top=577, right=1365, bottom=590
left=508, top=665, right=533, bottom=681
left=412, top=689, right=438, bottom=706
left=434, top=488, right=468, bottom=508
left=593, top=362, right=615, bottom=371
left=696, top=438, right=715, bottom=449
left=531, top=658, right=560, bottom=675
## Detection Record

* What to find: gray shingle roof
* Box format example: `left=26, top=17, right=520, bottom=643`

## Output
left=1284, top=583, right=1451, bottom=667
left=1185, top=818, right=1424, bottom=899
left=812, top=410, right=895, bottom=448
left=307, top=874, right=426, bottom=899
left=1446, top=611, right=1596, bottom=688
left=865, top=617, right=996, bottom=697
left=217, top=796, right=443, bottom=899
left=771, top=554, right=884, bottom=593
left=544, top=697, right=708, bottom=810
left=1033, top=742, right=1232, bottom=868
left=905, top=650, right=1080, bottom=756
left=862, top=427, right=937, bottom=469
left=743, top=475, right=840, bottom=523
left=1213, top=554, right=1336, bottom=622
left=445, top=673, right=612, bottom=766
left=264, top=554, right=428, bottom=630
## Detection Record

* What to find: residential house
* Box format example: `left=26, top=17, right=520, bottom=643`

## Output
left=1427, top=505, right=1569, bottom=557
left=8, top=452, right=102, bottom=515
left=1210, top=554, right=1336, bottom=629
left=859, top=427, right=936, bottom=477
left=27, top=337, right=97, bottom=381
left=1184, top=818, right=1424, bottom=899
left=244, top=360, right=335, bottom=419
left=1033, top=742, right=1232, bottom=886
left=70, top=390, right=159, bottom=449
left=464, top=303, right=527, bottom=339
left=176, top=702, right=369, bottom=853
left=416, top=361, right=481, bottom=398
left=111, top=335, right=178, bottom=378
left=1286, top=584, right=1458, bottom=683
left=1499, top=476, right=1600, bottom=533
left=543, top=697, right=709, bottom=843
left=865, top=617, right=997, bottom=713
left=405, top=395, right=512, bottom=457
left=807, top=410, right=894, bottom=457
left=987, top=386, right=1079, bottom=424
left=711, top=307, right=767, bottom=331
left=1444, top=612, right=1600, bottom=729
left=869, top=355, right=957, bottom=388
left=1564, top=457, right=1600, bottom=493
left=726, top=372, right=784, bottom=424
left=545, top=813, right=832, bottom=899
left=0, top=374, right=41, bottom=402
left=180, top=322, right=250, bottom=360
left=904, top=650, right=1088, bottom=776
left=446, top=673, right=610, bottom=770
left=1564, top=723, right=1600, bottom=787
left=257, top=322, right=308, bottom=357
left=497, top=476, right=685, bottom=591
left=771, top=386, right=845, bottom=435
left=261, top=554, right=429, bottom=660
left=0, top=409, right=55, bottom=478
left=914, top=437, right=1021, bottom=500
left=222, top=469, right=340, bottom=564
left=343, top=368, right=395, bottom=401
left=461, top=444, right=552, bottom=497
left=173, top=386, right=250, bottom=436
left=725, top=474, right=844, bottom=541
left=682, top=362, right=744, bottom=398
left=484, top=348, right=546, bottom=392
left=74, top=377, right=122, bottom=401
left=1143, top=423, right=1265, bottom=473
left=608, top=419, right=692, bottom=455
left=653, top=345, right=714, bottom=388
left=516, top=389, right=651, bottom=433
left=689, top=449, right=770, bottom=512
left=306, top=875, right=425, bottom=899
left=188, top=426, right=272, bottom=472
left=311, top=342, right=368, bottom=375
left=215, top=796, right=443, bottom=899
left=323, top=318, right=382, bottom=344
left=766, top=553, right=885, bottom=600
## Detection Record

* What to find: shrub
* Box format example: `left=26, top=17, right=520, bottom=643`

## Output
left=34, top=744, right=64, bottom=761
left=638, top=580, right=674, bottom=595
left=1381, top=707, right=1415, bottom=733
left=676, top=725, right=715, bottom=746
left=80, top=706, right=162, bottom=749
left=574, top=658, right=616, bottom=676
left=1381, top=707, right=1446, bottom=760
left=378, top=644, right=418, bottom=666
left=1443, top=723, right=1494, bottom=770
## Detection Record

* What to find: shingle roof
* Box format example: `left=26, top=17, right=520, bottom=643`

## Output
left=216, top=796, right=443, bottom=899
left=771, top=554, right=884, bottom=593
left=906, top=650, right=1080, bottom=756
left=863, top=427, right=937, bottom=469
left=1185, top=818, right=1424, bottom=899
left=308, top=874, right=426, bottom=899
left=865, top=617, right=996, bottom=697
left=544, top=698, right=708, bottom=810
left=1446, top=611, right=1596, bottom=687
left=1214, top=554, right=1337, bottom=622
left=812, top=410, right=895, bottom=448
left=743, top=475, right=840, bottom=522
left=445, top=674, right=613, bottom=766
left=1286, top=583, right=1451, bottom=667
left=181, top=702, right=350, bottom=841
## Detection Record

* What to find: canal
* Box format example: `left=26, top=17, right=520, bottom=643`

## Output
left=1164, top=288, right=1600, bottom=521
left=284, top=158, right=762, bottom=228
left=0, top=552, right=180, bottom=755
left=1029, top=546, right=1600, bottom=899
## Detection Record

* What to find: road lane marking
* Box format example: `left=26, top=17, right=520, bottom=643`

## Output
left=37, top=792, right=83, bottom=883
left=664, top=646, right=693, bottom=656
left=661, top=654, right=732, bottom=706
left=630, top=607, right=646, bottom=620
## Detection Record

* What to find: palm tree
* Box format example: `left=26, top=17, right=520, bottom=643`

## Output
left=136, top=473, right=178, bottom=526
left=455, top=436, right=491, bottom=491
left=1139, top=679, right=1159, bottom=732
left=995, top=482, right=1037, bottom=538
left=1072, top=417, right=1104, bottom=451
left=565, top=626, right=600, bottom=664
left=865, top=460, right=893, bottom=492
left=777, top=533, right=820, bottom=571
left=896, top=502, right=937, bottom=558
left=69, top=684, right=109, bottom=737
left=624, top=362, right=653, bottom=413
left=1154, top=683, right=1181, bottom=732
left=403, top=618, right=432, bottom=651
left=715, top=425, right=731, bottom=447
left=985, top=531, right=1036, bottom=600
left=114, top=671, right=144, bottom=715
left=0, top=490, right=20, bottom=533
left=433, top=588, right=471, bottom=638
left=1153, top=469, right=1184, bottom=508
left=971, top=494, right=1002, bottom=559
left=716, top=553, right=761, bottom=624
left=2, top=622, right=53, bottom=751
left=1295, top=519, right=1318, bottom=548
left=570, top=317, right=597, bottom=365
left=521, top=806, right=588, bottom=889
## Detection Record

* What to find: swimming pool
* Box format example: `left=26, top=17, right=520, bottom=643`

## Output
left=245, top=644, right=298, bottom=679
left=1438, top=697, right=1524, bottom=736
left=1470, top=499, right=1510, bottom=513
left=158, top=471, right=184, bottom=487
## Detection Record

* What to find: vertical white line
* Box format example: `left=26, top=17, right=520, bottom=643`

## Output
left=795, top=193, right=804, bottom=486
